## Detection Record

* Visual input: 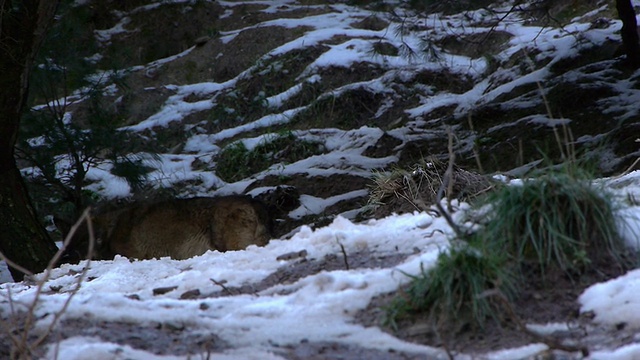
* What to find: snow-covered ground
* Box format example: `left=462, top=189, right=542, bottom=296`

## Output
left=3, top=0, right=640, bottom=358
left=0, top=170, right=639, bottom=359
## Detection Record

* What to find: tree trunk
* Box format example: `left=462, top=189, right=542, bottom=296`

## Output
left=617, top=0, right=640, bottom=67
left=0, top=1, right=61, bottom=281
left=0, top=170, right=59, bottom=281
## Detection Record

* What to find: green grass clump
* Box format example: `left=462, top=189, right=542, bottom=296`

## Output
left=216, top=131, right=324, bottom=182
left=384, top=163, right=633, bottom=336
left=215, top=142, right=255, bottom=182
left=479, top=169, right=627, bottom=276
left=386, top=242, right=515, bottom=331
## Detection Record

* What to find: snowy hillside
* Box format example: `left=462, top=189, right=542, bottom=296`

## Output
left=3, top=0, right=640, bottom=358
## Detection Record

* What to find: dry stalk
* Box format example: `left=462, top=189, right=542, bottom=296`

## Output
left=336, top=240, right=350, bottom=271
left=609, top=138, right=640, bottom=179
left=0, top=257, right=33, bottom=281
left=446, top=134, right=455, bottom=210
left=399, top=168, right=432, bottom=212
left=524, top=48, right=578, bottom=164
left=467, top=114, right=484, bottom=174
left=612, top=156, right=640, bottom=180
left=434, top=126, right=466, bottom=239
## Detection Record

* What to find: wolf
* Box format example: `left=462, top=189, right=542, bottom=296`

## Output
left=59, top=195, right=273, bottom=261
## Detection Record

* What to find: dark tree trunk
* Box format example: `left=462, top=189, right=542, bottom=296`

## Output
left=0, top=1, right=61, bottom=281
left=617, top=0, right=640, bottom=67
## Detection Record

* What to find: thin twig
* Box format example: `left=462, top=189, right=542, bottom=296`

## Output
left=31, top=209, right=95, bottom=351
left=210, top=278, right=234, bottom=296
left=3, top=208, right=95, bottom=359
left=467, top=114, right=484, bottom=174
left=612, top=156, right=640, bottom=180
left=0, top=253, right=34, bottom=279
left=434, top=126, right=465, bottom=239
left=337, top=240, right=350, bottom=271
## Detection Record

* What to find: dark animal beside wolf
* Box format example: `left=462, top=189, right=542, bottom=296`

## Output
left=59, top=195, right=273, bottom=261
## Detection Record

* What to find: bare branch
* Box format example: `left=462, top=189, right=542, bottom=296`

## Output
left=434, top=126, right=465, bottom=239
left=2, top=207, right=94, bottom=358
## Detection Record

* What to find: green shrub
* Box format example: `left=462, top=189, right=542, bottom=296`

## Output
left=215, top=142, right=255, bottom=182
left=384, top=162, right=633, bottom=337
left=18, top=77, right=148, bottom=223
left=216, top=132, right=325, bottom=182
left=385, top=241, right=515, bottom=331
left=477, top=168, right=627, bottom=277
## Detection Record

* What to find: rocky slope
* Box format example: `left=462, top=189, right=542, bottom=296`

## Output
left=11, top=0, right=640, bottom=358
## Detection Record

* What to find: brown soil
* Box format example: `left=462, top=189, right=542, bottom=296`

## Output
left=0, top=313, right=227, bottom=359
left=437, top=31, right=513, bottom=59
left=276, top=341, right=428, bottom=360
left=199, top=250, right=410, bottom=299
left=354, top=254, right=631, bottom=358
left=7, top=244, right=630, bottom=359
left=0, top=251, right=416, bottom=360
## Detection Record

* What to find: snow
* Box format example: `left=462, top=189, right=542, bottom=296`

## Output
left=84, top=164, right=132, bottom=198
left=3, top=171, right=640, bottom=359
left=2, top=211, right=452, bottom=359
left=289, top=190, right=369, bottom=219
left=4, top=0, right=640, bottom=358
left=579, top=268, right=640, bottom=329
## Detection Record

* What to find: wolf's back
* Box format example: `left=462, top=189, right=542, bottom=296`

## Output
left=62, top=195, right=272, bottom=261
left=108, top=195, right=273, bottom=259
